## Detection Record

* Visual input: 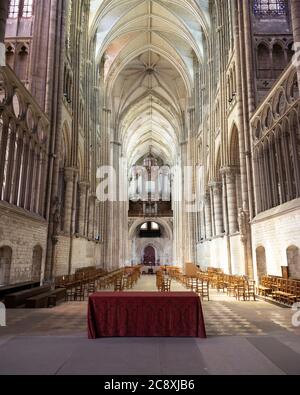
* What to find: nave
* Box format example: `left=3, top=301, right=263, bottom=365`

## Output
left=0, top=275, right=299, bottom=375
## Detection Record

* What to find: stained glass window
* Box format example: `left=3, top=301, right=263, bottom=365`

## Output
left=8, top=0, right=34, bottom=18
left=22, top=0, right=33, bottom=17
left=254, top=0, right=287, bottom=16
left=8, top=0, right=20, bottom=18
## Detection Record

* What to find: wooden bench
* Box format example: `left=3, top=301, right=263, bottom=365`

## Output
left=25, top=292, right=52, bottom=308
left=259, top=276, right=300, bottom=305
left=257, top=285, right=272, bottom=296
left=26, top=288, right=67, bottom=308
left=4, top=285, right=51, bottom=308
left=48, top=288, right=66, bottom=307
left=0, top=281, right=40, bottom=300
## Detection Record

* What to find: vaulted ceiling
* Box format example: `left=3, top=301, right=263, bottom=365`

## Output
left=89, top=0, right=210, bottom=166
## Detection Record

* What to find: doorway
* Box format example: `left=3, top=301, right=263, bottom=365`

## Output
left=32, top=245, right=43, bottom=282
left=287, top=246, right=300, bottom=280
left=143, top=246, right=156, bottom=266
left=0, top=247, right=12, bottom=286
left=256, top=246, right=267, bottom=282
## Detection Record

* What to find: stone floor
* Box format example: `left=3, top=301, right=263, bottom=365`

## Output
left=0, top=276, right=300, bottom=375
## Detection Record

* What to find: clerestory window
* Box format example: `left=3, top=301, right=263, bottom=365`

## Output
left=253, top=0, right=287, bottom=16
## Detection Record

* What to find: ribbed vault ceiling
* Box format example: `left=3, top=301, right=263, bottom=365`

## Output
left=89, top=0, right=210, bottom=165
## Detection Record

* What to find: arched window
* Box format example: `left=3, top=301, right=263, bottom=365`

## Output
left=257, top=43, right=271, bottom=79
left=254, top=0, right=287, bottom=16
left=8, top=0, right=20, bottom=18
left=8, top=0, right=34, bottom=19
left=22, top=0, right=33, bottom=17
left=139, top=222, right=161, bottom=238
left=272, top=44, right=286, bottom=78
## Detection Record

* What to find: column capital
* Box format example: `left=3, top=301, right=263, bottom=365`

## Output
left=110, top=140, right=121, bottom=146
left=64, top=167, right=78, bottom=182
left=204, top=191, right=211, bottom=203
left=88, top=193, right=97, bottom=202
left=220, top=166, right=239, bottom=180
left=209, top=180, right=222, bottom=190
left=78, top=180, right=90, bottom=192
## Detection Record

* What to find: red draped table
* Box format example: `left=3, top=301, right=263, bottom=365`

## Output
left=88, top=292, right=206, bottom=338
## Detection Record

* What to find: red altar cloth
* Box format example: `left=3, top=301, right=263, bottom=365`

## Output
left=88, top=292, right=206, bottom=338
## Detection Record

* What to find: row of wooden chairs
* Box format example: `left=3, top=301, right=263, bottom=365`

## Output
left=258, top=276, right=300, bottom=305
left=205, top=272, right=257, bottom=301
left=65, top=279, right=96, bottom=301
left=113, top=267, right=141, bottom=292
left=62, top=269, right=124, bottom=301
left=174, top=270, right=256, bottom=302
left=156, top=272, right=172, bottom=292
left=56, top=267, right=107, bottom=288
left=168, top=272, right=210, bottom=301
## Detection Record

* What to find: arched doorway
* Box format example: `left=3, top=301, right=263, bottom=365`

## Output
left=287, top=246, right=300, bottom=280
left=32, top=246, right=43, bottom=282
left=129, top=218, right=173, bottom=266
left=0, top=247, right=12, bottom=286
left=143, top=246, right=156, bottom=266
left=256, top=246, right=267, bottom=281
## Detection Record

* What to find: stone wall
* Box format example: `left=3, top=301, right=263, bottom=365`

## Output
left=54, top=235, right=103, bottom=276
left=53, top=236, right=71, bottom=277
left=229, top=235, right=244, bottom=275
left=0, top=203, right=48, bottom=284
left=197, top=235, right=245, bottom=276
left=71, top=237, right=103, bottom=272
left=197, top=238, right=228, bottom=272
left=251, top=198, right=300, bottom=280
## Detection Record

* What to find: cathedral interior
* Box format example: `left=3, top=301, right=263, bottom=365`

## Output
left=0, top=0, right=300, bottom=376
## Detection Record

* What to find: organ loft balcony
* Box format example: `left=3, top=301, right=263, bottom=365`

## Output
left=129, top=199, right=173, bottom=218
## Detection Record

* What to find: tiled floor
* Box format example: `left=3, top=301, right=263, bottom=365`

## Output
left=0, top=276, right=300, bottom=375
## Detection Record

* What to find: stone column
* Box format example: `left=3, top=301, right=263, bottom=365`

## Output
left=0, top=0, right=8, bottom=66
left=3, top=126, right=16, bottom=203
left=223, top=167, right=239, bottom=234
left=88, top=194, right=96, bottom=240
left=204, top=192, right=212, bottom=239
left=78, top=181, right=89, bottom=236
left=63, top=168, right=76, bottom=234
left=253, top=154, right=262, bottom=215
left=11, top=130, right=24, bottom=206
left=291, top=0, right=300, bottom=93
left=129, top=168, right=138, bottom=200
left=212, top=182, right=224, bottom=236
left=161, top=167, right=171, bottom=201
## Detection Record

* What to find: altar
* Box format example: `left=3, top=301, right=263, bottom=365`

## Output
left=88, top=292, right=207, bottom=338
left=140, top=265, right=161, bottom=274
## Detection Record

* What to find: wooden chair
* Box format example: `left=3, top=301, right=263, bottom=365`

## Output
left=227, top=277, right=237, bottom=297
left=114, top=278, right=123, bottom=292
left=156, top=274, right=164, bottom=291
left=235, top=281, right=246, bottom=301
left=196, top=280, right=210, bottom=301
left=74, top=282, right=85, bottom=301
left=216, top=275, right=226, bottom=293
left=87, top=280, right=96, bottom=295
left=65, top=284, right=76, bottom=302
left=190, top=277, right=198, bottom=291
left=257, top=276, right=272, bottom=296
left=244, top=281, right=256, bottom=301
left=162, top=278, right=172, bottom=292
